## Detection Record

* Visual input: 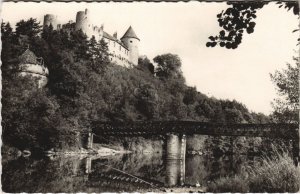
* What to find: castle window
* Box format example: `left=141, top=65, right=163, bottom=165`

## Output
left=114, top=42, right=115, bottom=47
left=130, top=40, right=133, bottom=43
left=119, top=46, right=121, bottom=51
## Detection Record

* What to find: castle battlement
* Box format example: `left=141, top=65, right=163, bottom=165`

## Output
left=43, top=8, right=140, bottom=66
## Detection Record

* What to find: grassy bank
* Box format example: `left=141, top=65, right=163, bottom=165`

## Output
left=207, top=148, right=300, bottom=193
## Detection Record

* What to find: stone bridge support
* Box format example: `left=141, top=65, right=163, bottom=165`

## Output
left=88, top=132, right=94, bottom=149
left=165, top=133, right=186, bottom=187
left=84, top=157, right=92, bottom=174
left=83, top=132, right=94, bottom=149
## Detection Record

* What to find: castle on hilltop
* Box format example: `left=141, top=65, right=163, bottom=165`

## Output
left=43, top=8, right=140, bottom=66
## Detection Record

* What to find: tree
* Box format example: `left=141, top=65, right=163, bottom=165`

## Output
left=1, top=22, right=24, bottom=80
left=224, top=108, right=244, bottom=124
left=207, top=2, right=299, bottom=49
left=41, top=23, right=54, bottom=41
left=270, top=57, right=299, bottom=123
left=154, top=53, right=184, bottom=80
left=15, top=18, right=42, bottom=38
left=69, top=30, right=89, bottom=61
left=134, top=83, right=158, bottom=119
left=138, top=56, right=155, bottom=75
left=2, top=72, right=60, bottom=151
left=88, top=36, right=110, bottom=72
left=96, top=38, right=110, bottom=65
left=183, top=86, right=198, bottom=105
left=88, top=36, right=98, bottom=57
left=1, top=22, right=13, bottom=39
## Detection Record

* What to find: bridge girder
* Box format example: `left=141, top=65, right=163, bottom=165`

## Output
left=92, top=121, right=299, bottom=140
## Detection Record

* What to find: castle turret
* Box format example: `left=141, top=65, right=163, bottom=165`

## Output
left=121, top=26, right=140, bottom=65
left=43, top=14, right=58, bottom=30
left=75, top=8, right=90, bottom=35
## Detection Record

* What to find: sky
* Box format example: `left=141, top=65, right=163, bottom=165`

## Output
left=1, top=2, right=298, bottom=114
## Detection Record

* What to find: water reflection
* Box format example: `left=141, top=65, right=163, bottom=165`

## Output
left=165, top=159, right=183, bottom=186
left=2, top=152, right=259, bottom=193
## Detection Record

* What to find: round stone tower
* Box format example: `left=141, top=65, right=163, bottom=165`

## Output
left=75, top=8, right=90, bottom=35
left=121, top=26, right=140, bottom=66
left=19, top=49, right=49, bottom=88
left=43, top=14, right=58, bottom=30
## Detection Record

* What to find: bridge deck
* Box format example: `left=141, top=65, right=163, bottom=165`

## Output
left=92, top=121, right=299, bottom=139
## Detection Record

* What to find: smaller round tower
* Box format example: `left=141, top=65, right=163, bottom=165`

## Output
left=121, top=26, right=140, bottom=66
left=75, top=9, right=90, bottom=35
left=19, top=49, right=49, bottom=88
left=43, top=14, right=58, bottom=30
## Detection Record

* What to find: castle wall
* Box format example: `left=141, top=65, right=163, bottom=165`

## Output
left=88, top=26, right=105, bottom=41
left=105, top=38, right=131, bottom=67
left=61, top=22, right=76, bottom=34
left=44, top=8, right=138, bottom=67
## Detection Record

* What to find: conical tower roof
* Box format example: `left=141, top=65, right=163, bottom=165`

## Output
left=121, top=26, right=140, bottom=41
left=19, top=49, right=38, bottom=64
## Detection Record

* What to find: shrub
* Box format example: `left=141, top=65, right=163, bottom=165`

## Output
left=207, top=175, right=249, bottom=193
left=248, top=150, right=300, bottom=192
left=207, top=148, right=300, bottom=193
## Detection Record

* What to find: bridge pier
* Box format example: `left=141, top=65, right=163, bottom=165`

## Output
left=89, top=132, right=94, bottom=149
left=86, top=132, right=94, bottom=149
left=165, top=133, right=186, bottom=187
left=82, top=132, right=94, bottom=149
left=180, top=134, right=186, bottom=186
left=84, top=157, right=92, bottom=174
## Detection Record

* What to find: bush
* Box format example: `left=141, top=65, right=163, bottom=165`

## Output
left=207, top=175, right=249, bottom=193
left=207, top=148, right=300, bottom=193
left=248, top=150, right=300, bottom=192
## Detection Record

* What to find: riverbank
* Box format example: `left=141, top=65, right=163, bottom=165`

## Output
left=45, top=143, right=131, bottom=157
left=2, top=143, right=130, bottom=162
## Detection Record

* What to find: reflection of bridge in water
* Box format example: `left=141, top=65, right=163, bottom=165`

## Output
left=82, top=121, right=299, bottom=187
left=83, top=136, right=187, bottom=188
left=84, top=156, right=163, bottom=191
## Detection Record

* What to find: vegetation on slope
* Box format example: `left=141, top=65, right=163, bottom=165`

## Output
left=2, top=19, right=271, bottom=152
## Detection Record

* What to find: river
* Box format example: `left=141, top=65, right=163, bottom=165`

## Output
left=2, top=152, right=258, bottom=193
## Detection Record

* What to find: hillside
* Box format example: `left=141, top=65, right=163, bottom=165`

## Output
left=1, top=19, right=270, bottom=152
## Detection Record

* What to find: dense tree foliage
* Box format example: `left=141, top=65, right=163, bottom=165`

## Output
left=207, top=2, right=299, bottom=49
left=1, top=18, right=270, bottom=152
left=16, top=18, right=42, bottom=38
left=137, top=55, right=155, bottom=75
left=270, top=57, right=299, bottom=123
